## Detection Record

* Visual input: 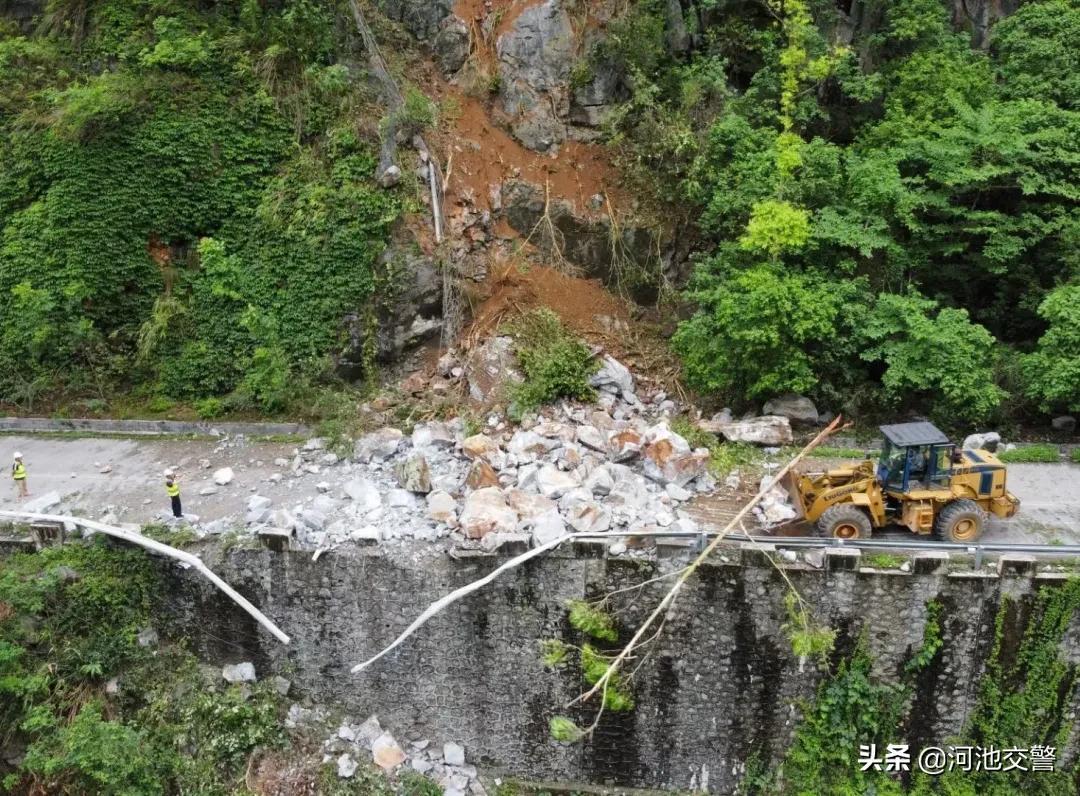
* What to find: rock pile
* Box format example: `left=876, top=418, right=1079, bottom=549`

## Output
left=231, top=355, right=714, bottom=554
left=324, top=715, right=484, bottom=796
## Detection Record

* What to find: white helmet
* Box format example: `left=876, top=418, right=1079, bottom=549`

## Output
left=164, top=468, right=175, bottom=477
left=13, top=452, right=22, bottom=460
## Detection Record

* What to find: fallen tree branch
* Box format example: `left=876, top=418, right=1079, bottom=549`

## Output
left=570, top=416, right=845, bottom=708
left=0, top=510, right=291, bottom=645
left=352, top=531, right=583, bottom=673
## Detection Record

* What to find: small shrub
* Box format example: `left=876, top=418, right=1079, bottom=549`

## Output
left=504, top=309, right=598, bottom=417
left=549, top=716, right=584, bottom=743
left=998, top=444, right=1060, bottom=463
left=146, top=396, right=174, bottom=413
left=1071, top=449, right=1080, bottom=464
left=567, top=599, right=617, bottom=642
left=194, top=397, right=224, bottom=419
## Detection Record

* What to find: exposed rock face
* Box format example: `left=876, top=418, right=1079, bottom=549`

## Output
left=950, top=0, right=1023, bottom=48
left=337, top=250, right=442, bottom=380
left=496, top=0, right=574, bottom=152
left=464, top=336, right=523, bottom=403
left=375, top=0, right=453, bottom=40
left=0, top=0, right=44, bottom=31
left=433, top=15, right=470, bottom=75
left=502, top=179, right=667, bottom=298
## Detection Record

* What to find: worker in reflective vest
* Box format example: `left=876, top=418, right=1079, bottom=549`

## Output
left=165, top=469, right=182, bottom=518
left=12, top=452, right=28, bottom=498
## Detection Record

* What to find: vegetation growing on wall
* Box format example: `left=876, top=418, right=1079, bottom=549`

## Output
left=744, top=585, right=1080, bottom=794
left=0, top=0, right=402, bottom=416
left=596, top=0, right=1080, bottom=427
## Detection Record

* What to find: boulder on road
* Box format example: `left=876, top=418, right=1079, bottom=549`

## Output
left=536, top=465, right=579, bottom=499
left=395, top=453, right=432, bottom=493
left=461, top=434, right=505, bottom=468
left=459, top=488, right=518, bottom=539
left=343, top=478, right=382, bottom=511
left=427, top=490, right=458, bottom=524
left=566, top=502, right=611, bottom=533
left=962, top=431, right=1001, bottom=452
left=507, top=430, right=560, bottom=460
left=700, top=415, right=793, bottom=446
left=607, top=429, right=644, bottom=462
left=762, top=394, right=819, bottom=424
left=354, top=427, right=404, bottom=463
left=412, top=421, right=455, bottom=449
left=575, top=425, right=607, bottom=452
left=464, top=459, right=500, bottom=490
left=1052, top=415, right=1076, bottom=434
left=530, top=510, right=568, bottom=546
left=589, top=355, right=635, bottom=399
left=212, top=467, right=234, bottom=486
left=505, top=488, right=556, bottom=523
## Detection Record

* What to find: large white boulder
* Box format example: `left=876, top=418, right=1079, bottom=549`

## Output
left=762, top=394, right=819, bottom=424
left=701, top=415, right=793, bottom=446
left=459, top=488, right=518, bottom=539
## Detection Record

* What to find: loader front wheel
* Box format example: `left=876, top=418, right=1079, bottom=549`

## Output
left=817, top=505, right=873, bottom=540
left=935, top=499, right=985, bottom=543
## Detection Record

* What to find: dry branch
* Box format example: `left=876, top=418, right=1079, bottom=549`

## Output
left=570, top=416, right=844, bottom=708
left=0, top=510, right=291, bottom=645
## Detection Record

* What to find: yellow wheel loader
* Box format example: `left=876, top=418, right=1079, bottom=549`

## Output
left=783, top=422, right=1020, bottom=543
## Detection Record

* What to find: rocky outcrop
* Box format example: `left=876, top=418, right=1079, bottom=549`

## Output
left=0, top=0, right=44, bottom=31
left=496, top=0, right=574, bottom=152
left=502, top=179, right=668, bottom=298
left=433, top=15, right=471, bottom=75
left=375, top=0, right=454, bottom=40
left=336, top=248, right=443, bottom=381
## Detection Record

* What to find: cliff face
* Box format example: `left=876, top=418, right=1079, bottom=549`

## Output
left=0, top=0, right=44, bottom=30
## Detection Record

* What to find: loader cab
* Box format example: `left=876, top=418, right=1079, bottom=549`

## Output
left=876, top=422, right=954, bottom=493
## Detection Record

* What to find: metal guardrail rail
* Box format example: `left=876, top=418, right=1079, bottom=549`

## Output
left=573, top=529, right=1080, bottom=557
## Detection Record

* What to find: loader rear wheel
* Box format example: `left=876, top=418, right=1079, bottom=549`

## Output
left=935, top=499, right=985, bottom=543
left=817, top=505, right=873, bottom=540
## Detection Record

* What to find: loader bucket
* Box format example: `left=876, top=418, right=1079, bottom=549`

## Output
left=779, top=469, right=807, bottom=523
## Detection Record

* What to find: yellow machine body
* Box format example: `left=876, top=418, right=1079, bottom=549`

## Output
left=782, top=422, right=1020, bottom=542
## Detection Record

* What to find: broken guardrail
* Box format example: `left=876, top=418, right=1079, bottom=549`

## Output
left=0, top=510, right=290, bottom=645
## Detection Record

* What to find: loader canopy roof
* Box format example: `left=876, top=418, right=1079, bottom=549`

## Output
left=879, top=422, right=951, bottom=448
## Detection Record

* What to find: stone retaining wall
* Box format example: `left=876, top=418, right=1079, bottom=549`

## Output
left=164, top=545, right=1080, bottom=792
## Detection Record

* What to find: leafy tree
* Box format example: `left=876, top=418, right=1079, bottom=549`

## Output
left=992, top=0, right=1080, bottom=110
left=1022, top=284, right=1080, bottom=413
left=860, top=292, right=1005, bottom=424
left=674, top=264, right=861, bottom=401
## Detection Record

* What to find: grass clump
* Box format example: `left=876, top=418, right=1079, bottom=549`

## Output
left=567, top=599, right=618, bottom=643
left=998, top=444, right=1061, bottom=463
left=671, top=416, right=761, bottom=477
left=862, top=553, right=909, bottom=570
left=1070, top=448, right=1080, bottom=464
left=504, top=309, right=598, bottom=419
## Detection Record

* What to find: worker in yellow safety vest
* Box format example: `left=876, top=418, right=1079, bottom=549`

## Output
left=165, top=469, right=182, bottom=518
left=12, top=452, right=28, bottom=498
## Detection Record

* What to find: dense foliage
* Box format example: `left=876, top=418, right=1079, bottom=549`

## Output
left=599, top=0, right=1080, bottom=427
left=0, top=541, right=283, bottom=793
left=504, top=309, right=599, bottom=419
left=0, top=0, right=401, bottom=415
left=747, top=587, right=1080, bottom=794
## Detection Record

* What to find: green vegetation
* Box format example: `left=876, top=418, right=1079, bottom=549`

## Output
left=0, top=539, right=447, bottom=795
left=671, top=416, right=762, bottom=477
left=748, top=585, right=1080, bottom=794
left=0, top=541, right=283, bottom=793
left=998, top=444, right=1061, bottom=463
left=1071, top=449, right=1080, bottom=465
left=598, top=0, right=1080, bottom=428
left=0, top=1, right=402, bottom=416
left=861, top=553, right=910, bottom=570
left=504, top=309, right=599, bottom=419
